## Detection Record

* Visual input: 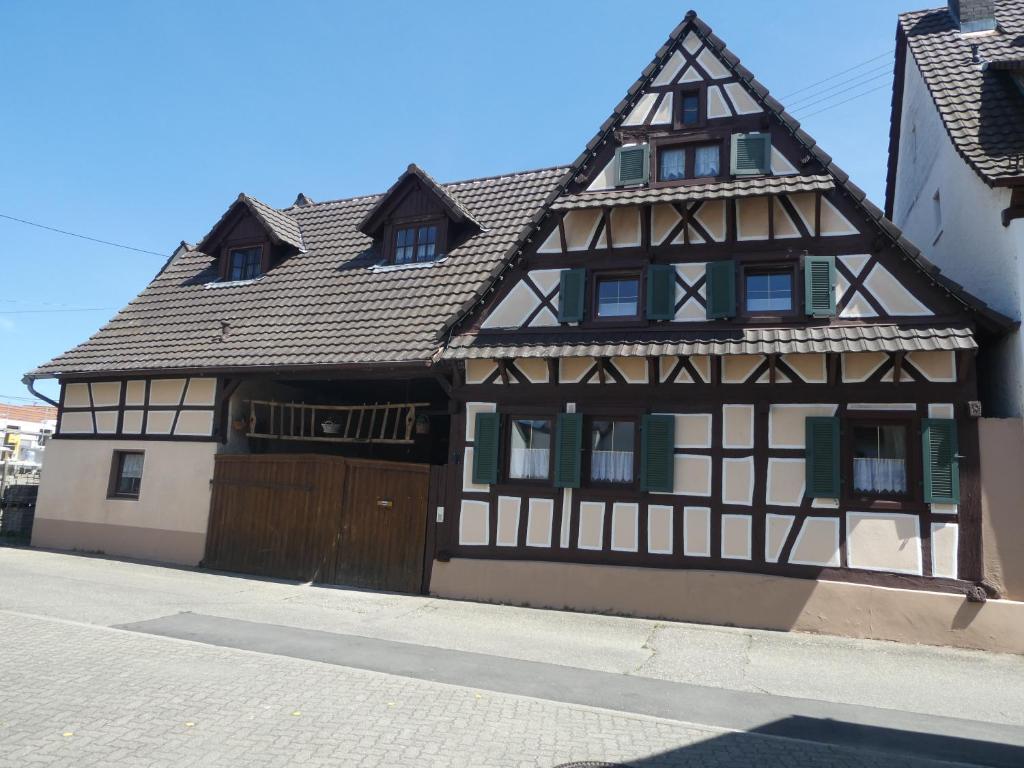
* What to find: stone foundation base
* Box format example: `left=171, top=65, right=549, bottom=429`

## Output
left=431, top=558, right=1024, bottom=654
left=31, top=518, right=205, bottom=566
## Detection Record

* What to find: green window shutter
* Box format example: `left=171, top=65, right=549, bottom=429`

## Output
left=923, top=419, right=960, bottom=504
left=472, top=412, right=500, bottom=485
left=554, top=413, right=583, bottom=489
left=646, top=264, right=676, bottom=321
left=558, top=268, right=587, bottom=323
left=804, top=255, right=836, bottom=317
left=640, top=414, right=675, bottom=493
left=705, top=260, right=736, bottom=319
left=615, top=144, right=650, bottom=186
left=730, top=132, right=771, bottom=176
left=805, top=417, right=840, bottom=499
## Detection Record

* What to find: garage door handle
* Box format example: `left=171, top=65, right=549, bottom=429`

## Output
left=376, top=499, right=394, bottom=509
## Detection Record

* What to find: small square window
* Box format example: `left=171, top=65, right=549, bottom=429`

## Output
left=659, top=148, right=686, bottom=181
left=590, top=419, right=635, bottom=484
left=694, top=144, right=720, bottom=178
left=596, top=276, right=639, bottom=318
left=508, top=418, right=552, bottom=480
left=680, top=93, right=700, bottom=125
left=228, top=246, right=263, bottom=281
left=394, top=225, right=440, bottom=264
left=852, top=424, right=908, bottom=496
left=109, top=451, right=144, bottom=499
left=745, top=270, right=793, bottom=313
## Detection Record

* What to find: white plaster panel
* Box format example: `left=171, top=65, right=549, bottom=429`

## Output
left=782, top=353, right=827, bottom=384
left=706, top=85, right=731, bottom=119
left=722, top=355, right=763, bottom=384
left=496, top=496, right=521, bottom=547
left=721, top=514, right=752, bottom=560
left=538, top=226, right=564, bottom=251
left=462, top=447, right=489, bottom=493
left=694, top=200, right=726, bottom=241
left=928, top=403, right=955, bottom=419
left=149, top=379, right=187, bottom=407
left=610, top=207, right=642, bottom=248
left=623, top=92, right=659, bottom=127
left=722, top=404, right=754, bottom=449
left=647, top=505, right=674, bottom=555
left=651, top=92, right=673, bottom=125
left=679, top=65, right=704, bottom=84
left=790, top=517, right=841, bottom=567
left=529, top=269, right=563, bottom=297
left=846, top=512, right=923, bottom=575
left=722, top=457, right=754, bottom=506
left=766, top=458, right=806, bottom=507
left=682, top=32, right=702, bottom=54
left=121, top=410, right=143, bottom=435
left=64, top=383, right=91, bottom=408
left=907, top=351, right=956, bottom=382
left=124, top=380, right=146, bottom=407
left=90, top=381, right=121, bottom=408
left=723, top=82, right=761, bottom=114
left=839, top=254, right=872, bottom=277
left=464, top=402, right=496, bottom=442
left=578, top=501, right=606, bottom=551
left=183, top=378, right=217, bottom=407
left=482, top=280, right=540, bottom=329
left=145, top=411, right=175, bottom=435
left=863, top=263, right=933, bottom=316
left=769, top=404, right=839, bottom=449
left=683, top=506, right=711, bottom=557
left=611, top=502, right=639, bottom=553
left=765, top=514, right=795, bottom=563
left=673, top=413, right=712, bottom=449
left=696, top=47, right=730, bottom=79
left=931, top=522, right=959, bottom=579
left=653, top=205, right=682, bottom=245
left=819, top=197, right=860, bottom=236
left=563, top=209, right=603, bottom=251
left=652, top=50, right=686, bottom=86
left=526, top=498, right=554, bottom=548
left=173, top=410, right=214, bottom=437
left=94, top=411, right=118, bottom=435
left=771, top=147, right=798, bottom=176
left=772, top=198, right=800, bottom=238
left=459, top=500, right=490, bottom=546
left=466, top=359, right=498, bottom=385
left=655, top=454, right=712, bottom=498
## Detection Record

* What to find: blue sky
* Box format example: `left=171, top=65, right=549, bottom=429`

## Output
left=0, top=0, right=925, bottom=403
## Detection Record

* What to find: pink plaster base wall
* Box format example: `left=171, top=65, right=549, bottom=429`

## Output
left=431, top=558, right=1024, bottom=654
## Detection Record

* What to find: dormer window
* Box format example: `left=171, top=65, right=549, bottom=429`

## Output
left=228, top=246, right=263, bottom=281
left=394, top=224, right=439, bottom=264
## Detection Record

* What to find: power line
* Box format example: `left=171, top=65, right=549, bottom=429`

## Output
left=779, top=50, right=894, bottom=100
left=0, top=212, right=168, bottom=258
left=784, top=63, right=893, bottom=110
left=790, top=71, right=893, bottom=114
left=0, top=306, right=118, bottom=315
left=796, top=83, right=892, bottom=120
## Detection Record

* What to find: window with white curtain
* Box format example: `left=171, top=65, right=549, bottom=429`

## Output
left=111, top=451, right=145, bottom=498
left=508, top=418, right=551, bottom=480
left=590, top=419, right=635, bottom=484
left=852, top=423, right=907, bottom=495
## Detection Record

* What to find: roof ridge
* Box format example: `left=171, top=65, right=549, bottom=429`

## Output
left=285, top=165, right=572, bottom=211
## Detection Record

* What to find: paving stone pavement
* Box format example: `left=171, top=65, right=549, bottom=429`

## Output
left=0, top=611, right=981, bottom=768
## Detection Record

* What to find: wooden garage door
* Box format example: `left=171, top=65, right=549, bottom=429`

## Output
left=329, top=459, right=430, bottom=593
left=203, top=455, right=430, bottom=593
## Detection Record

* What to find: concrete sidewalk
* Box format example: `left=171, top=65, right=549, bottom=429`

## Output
left=2, top=547, right=1022, bottom=729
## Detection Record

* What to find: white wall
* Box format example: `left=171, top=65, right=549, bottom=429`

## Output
left=893, top=54, right=1024, bottom=416
left=32, top=439, right=216, bottom=564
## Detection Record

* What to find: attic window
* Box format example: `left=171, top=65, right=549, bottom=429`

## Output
left=228, top=246, right=263, bottom=281
left=394, top=224, right=439, bottom=264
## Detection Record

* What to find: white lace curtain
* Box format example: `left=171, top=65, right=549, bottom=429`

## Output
left=853, top=458, right=907, bottom=493
left=510, top=448, right=550, bottom=479
left=592, top=450, right=634, bottom=483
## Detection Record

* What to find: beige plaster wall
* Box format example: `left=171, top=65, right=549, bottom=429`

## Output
left=980, top=418, right=1024, bottom=601
left=32, top=439, right=217, bottom=565
left=431, top=558, right=1024, bottom=654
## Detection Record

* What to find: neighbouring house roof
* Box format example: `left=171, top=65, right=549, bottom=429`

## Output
left=197, top=193, right=307, bottom=253
left=32, top=167, right=567, bottom=377
left=441, top=325, right=977, bottom=360
left=0, top=402, right=58, bottom=424
left=550, top=175, right=835, bottom=210
left=887, top=1, right=1024, bottom=206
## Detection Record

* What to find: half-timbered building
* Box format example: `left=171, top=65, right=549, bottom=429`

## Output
left=27, top=10, right=1024, bottom=648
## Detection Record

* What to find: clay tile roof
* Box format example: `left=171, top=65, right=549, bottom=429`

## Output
left=552, top=175, right=835, bottom=210
left=893, top=2, right=1024, bottom=187
left=441, top=325, right=978, bottom=360
left=0, top=402, right=58, bottom=424
left=31, top=167, right=567, bottom=376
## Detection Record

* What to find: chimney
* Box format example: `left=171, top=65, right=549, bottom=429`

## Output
left=948, top=0, right=998, bottom=33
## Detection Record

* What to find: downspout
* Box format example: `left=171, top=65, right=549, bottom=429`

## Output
left=21, top=374, right=59, bottom=408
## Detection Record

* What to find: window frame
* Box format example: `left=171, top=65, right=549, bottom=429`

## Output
left=385, top=217, right=447, bottom=265
left=591, top=271, right=643, bottom=323
left=739, top=262, right=800, bottom=320
left=843, top=415, right=919, bottom=505
left=672, top=86, right=706, bottom=131
left=503, top=415, right=554, bottom=485
left=224, top=243, right=265, bottom=282
left=650, top=136, right=726, bottom=187
left=583, top=415, right=640, bottom=490
left=107, top=450, right=145, bottom=500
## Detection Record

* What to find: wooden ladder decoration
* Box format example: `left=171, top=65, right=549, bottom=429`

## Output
left=246, top=400, right=430, bottom=445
